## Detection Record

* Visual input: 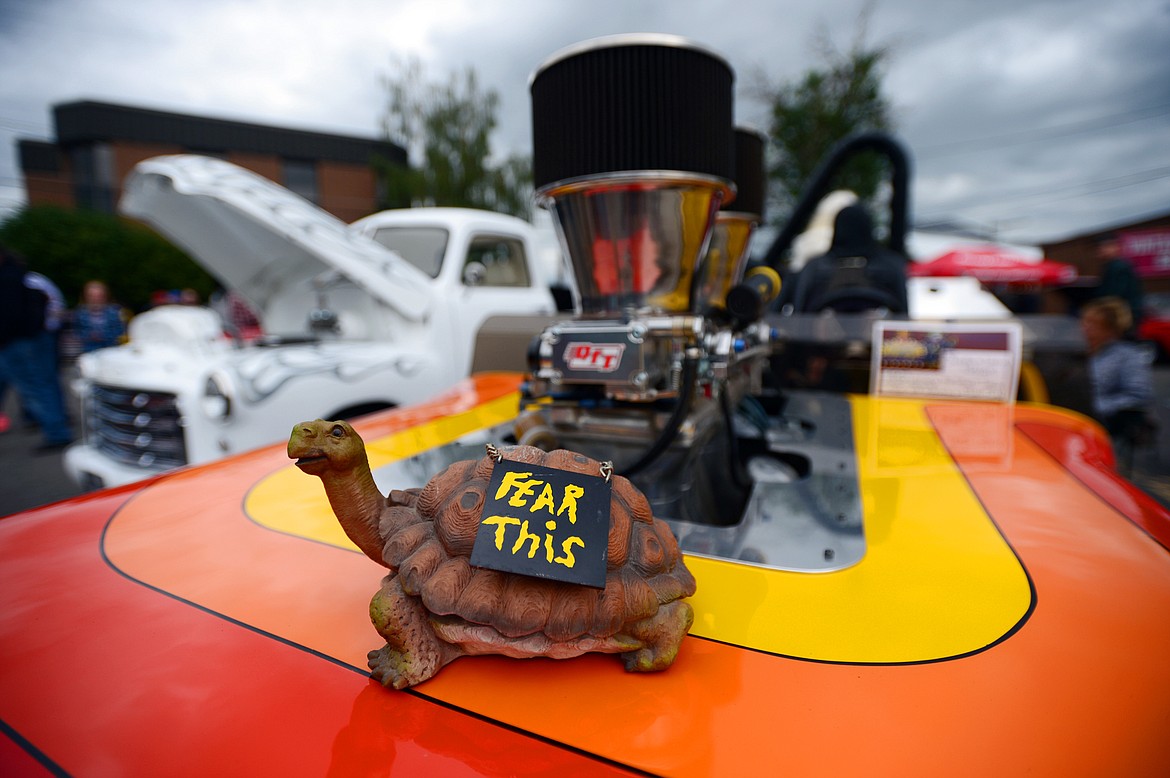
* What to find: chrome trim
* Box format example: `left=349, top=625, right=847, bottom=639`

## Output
left=529, top=33, right=731, bottom=86
left=86, top=384, right=187, bottom=469
left=535, top=170, right=732, bottom=204
left=538, top=172, right=732, bottom=316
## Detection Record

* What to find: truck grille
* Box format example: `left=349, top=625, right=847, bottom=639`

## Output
left=85, top=385, right=187, bottom=469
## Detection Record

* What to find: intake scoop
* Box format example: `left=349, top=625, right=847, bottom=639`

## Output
left=530, top=34, right=736, bottom=317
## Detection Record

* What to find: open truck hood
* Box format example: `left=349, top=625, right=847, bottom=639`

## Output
left=119, top=155, right=433, bottom=322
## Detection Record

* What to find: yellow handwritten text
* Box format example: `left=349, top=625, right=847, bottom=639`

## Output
left=494, top=472, right=585, bottom=524
left=480, top=515, right=584, bottom=569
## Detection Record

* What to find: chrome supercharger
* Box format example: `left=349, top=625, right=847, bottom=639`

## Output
left=517, top=35, right=774, bottom=524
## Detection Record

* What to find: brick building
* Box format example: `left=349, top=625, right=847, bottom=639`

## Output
left=18, top=100, right=405, bottom=224
left=1042, top=210, right=1170, bottom=297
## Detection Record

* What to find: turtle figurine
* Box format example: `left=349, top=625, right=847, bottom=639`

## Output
left=288, top=419, right=697, bottom=689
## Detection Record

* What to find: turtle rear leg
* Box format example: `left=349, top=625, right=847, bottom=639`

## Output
left=620, top=600, right=694, bottom=672
left=368, top=574, right=463, bottom=689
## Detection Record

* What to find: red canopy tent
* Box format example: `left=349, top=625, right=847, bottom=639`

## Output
left=909, top=247, right=1078, bottom=286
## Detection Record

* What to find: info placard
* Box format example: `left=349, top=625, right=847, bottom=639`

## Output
left=869, top=321, right=1023, bottom=403
left=470, top=460, right=611, bottom=588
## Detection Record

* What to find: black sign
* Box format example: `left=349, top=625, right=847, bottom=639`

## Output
left=470, top=460, right=611, bottom=588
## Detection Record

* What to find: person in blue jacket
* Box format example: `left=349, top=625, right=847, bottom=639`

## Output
left=72, top=279, right=126, bottom=353
left=1081, top=296, right=1155, bottom=476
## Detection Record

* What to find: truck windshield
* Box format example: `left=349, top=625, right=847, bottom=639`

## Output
left=370, top=227, right=449, bottom=278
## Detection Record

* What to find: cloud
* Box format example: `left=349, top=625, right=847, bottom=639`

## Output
left=1, top=0, right=1168, bottom=243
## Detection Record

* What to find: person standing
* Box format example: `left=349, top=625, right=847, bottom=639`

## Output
left=72, top=279, right=126, bottom=353
left=0, top=246, right=73, bottom=451
left=1094, top=233, right=1145, bottom=335
left=0, top=272, right=67, bottom=432
left=1081, top=296, right=1155, bottom=476
left=24, top=269, right=69, bottom=422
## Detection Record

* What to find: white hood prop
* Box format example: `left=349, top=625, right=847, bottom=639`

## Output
left=119, top=155, right=433, bottom=322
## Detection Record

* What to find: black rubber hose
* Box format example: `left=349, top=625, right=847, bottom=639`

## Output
left=620, top=350, right=700, bottom=477
left=719, top=380, right=753, bottom=490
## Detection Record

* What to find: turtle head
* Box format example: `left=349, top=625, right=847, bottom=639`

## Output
left=288, top=419, right=366, bottom=476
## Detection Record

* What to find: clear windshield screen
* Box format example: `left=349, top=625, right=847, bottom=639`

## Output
left=370, top=226, right=450, bottom=278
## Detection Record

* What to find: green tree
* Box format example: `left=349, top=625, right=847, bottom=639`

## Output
left=759, top=8, right=894, bottom=221
left=376, top=57, right=533, bottom=218
left=0, top=205, right=216, bottom=311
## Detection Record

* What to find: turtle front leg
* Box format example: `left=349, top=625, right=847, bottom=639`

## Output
left=620, top=600, right=694, bottom=672
left=368, top=573, right=462, bottom=689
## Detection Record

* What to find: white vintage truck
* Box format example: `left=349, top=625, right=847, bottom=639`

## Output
left=63, top=155, right=562, bottom=489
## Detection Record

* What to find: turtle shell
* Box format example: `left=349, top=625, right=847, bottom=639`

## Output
left=380, top=445, right=696, bottom=642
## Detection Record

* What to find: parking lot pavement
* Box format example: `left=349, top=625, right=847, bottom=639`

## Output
left=0, top=389, right=85, bottom=517
left=2, top=368, right=1168, bottom=517
left=1132, top=362, right=1170, bottom=510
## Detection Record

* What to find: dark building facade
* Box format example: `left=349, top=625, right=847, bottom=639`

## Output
left=18, top=100, right=405, bottom=223
left=1042, top=210, right=1170, bottom=297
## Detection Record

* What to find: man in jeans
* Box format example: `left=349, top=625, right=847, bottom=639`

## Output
left=0, top=246, right=73, bottom=452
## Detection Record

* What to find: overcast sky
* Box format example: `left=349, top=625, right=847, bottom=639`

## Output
left=1, top=0, right=1167, bottom=245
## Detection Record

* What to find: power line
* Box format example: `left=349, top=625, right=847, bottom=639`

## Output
left=0, top=114, right=50, bottom=134
left=917, top=166, right=1170, bottom=218
left=916, top=102, right=1170, bottom=158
